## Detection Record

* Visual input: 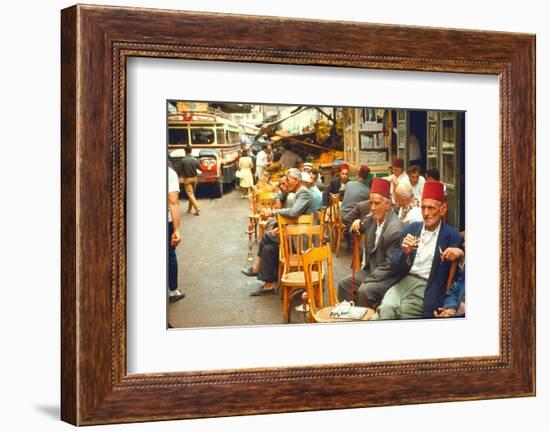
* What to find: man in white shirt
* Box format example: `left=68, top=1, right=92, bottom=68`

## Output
left=403, top=164, right=425, bottom=201
left=370, top=181, right=463, bottom=320
left=255, top=143, right=271, bottom=180
left=385, top=157, right=408, bottom=203
left=394, top=183, right=423, bottom=224
left=168, top=164, right=185, bottom=302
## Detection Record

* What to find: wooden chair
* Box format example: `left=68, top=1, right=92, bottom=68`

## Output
left=324, top=194, right=337, bottom=245
left=270, top=173, right=282, bottom=184
left=276, top=214, right=314, bottom=287
left=257, top=192, right=276, bottom=239
left=302, top=246, right=374, bottom=323
left=328, top=193, right=346, bottom=256
left=248, top=186, right=277, bottom=240
left=248, top=191, right=260, bottom=241
left=279, top=224, right=323, bottom=323
left=317, top=207, right=327, bottom=245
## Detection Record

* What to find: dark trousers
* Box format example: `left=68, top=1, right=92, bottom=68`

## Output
left=257, top=231, right=280, bottom=283
left=337, top=269, right=390, bottom=308
left=168, top=222, right=178, bottom=292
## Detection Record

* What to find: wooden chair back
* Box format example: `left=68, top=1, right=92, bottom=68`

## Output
left=249, top=190, right=257, bottom=211
left=281, top=224, right=322, bottom=271
left=328, top=193, right=340, bottom=224
left=317, top=207, right=327, bottom=245
left=254, top=178, right=275, bottom=195
left=258, top=192, right=276, bottom=213
left=301, top=246, right=337, bottom=322
left=251, top=190, right=275, bottom=210
left=277, top=214, right=314, bottom=243
left=270, top=173, right=282, bottom=184
left=276, top=214, right=314, bottom=289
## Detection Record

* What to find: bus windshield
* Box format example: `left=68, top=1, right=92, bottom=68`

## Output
left=191, top=128, right=215, bottom=145
left=168, top=128, right=190, bottom=146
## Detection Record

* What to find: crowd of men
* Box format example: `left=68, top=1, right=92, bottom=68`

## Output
left=168, top=140, right=465, bottom=321
left=241, top=151, right=465, bottom=320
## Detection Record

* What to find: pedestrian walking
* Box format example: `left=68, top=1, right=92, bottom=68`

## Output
left=238, top=149, right=254, bottom=198
left=179, top=146, right=202, bottom=216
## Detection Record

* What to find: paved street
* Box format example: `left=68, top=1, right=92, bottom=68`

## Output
left=168, top=182, right=353, bottom=328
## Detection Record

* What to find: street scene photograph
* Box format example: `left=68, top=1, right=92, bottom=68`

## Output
left=166, top=100, right=465, bottom=328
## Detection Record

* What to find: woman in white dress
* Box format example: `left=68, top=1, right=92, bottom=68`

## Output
left=238, top=150, right=254, bottom=198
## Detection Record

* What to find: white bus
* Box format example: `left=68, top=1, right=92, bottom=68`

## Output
left=168, top=108, right=242, bottom=197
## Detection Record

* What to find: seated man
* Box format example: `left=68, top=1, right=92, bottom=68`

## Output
left=384, top=157, right=408, bottom=203
left=337, top=178, right=404, bottom=308
left=371, top=181, right=463, bottom=320
left=301, top=171, right=322, bottom=211
left=341, top=165, right=371, bottom=219
left=403, top=164, right=425, bottom=201
left=394, top=182, right=423, bottom=224
left=322, top=163, right=350, bottom=206
left=272, top=176, right=289, bottom=209
left=242, top=168, right=316, bottom=296
left=435, top=247, right=465, bottom=318
left=303, top=164, right=324, bottom=188
left=307, top=168, right=323, bottom=210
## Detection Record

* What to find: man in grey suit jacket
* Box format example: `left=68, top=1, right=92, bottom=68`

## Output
left=338, top=178, right=404, bottom=308
left=270, top=170, right=318, bottom=223
left=244, top=168, right=317, bottom=296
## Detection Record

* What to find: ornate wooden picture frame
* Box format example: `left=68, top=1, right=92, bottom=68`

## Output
left=61, top=4, right=535, bottom=425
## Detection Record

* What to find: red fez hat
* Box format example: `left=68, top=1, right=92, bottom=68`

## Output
left=370, top=178, right=391, bottom=199
left=392, top=157, right=404, bottom=169
left=358, top=165, right=371, bottom=178
left=340, top=163, right=350, bottom=171
left=422, top=181, right=445, bottom=202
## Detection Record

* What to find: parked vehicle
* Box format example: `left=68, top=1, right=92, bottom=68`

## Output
left=168, top=107, right=241, bottom=197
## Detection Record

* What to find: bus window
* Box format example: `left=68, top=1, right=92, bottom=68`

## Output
left=191, top=128, right=215, bottom=145
left=216, top=128, right=225, bottom=145
left=226, top=130, right=240, bottom=145
left=168, top=128, right=189, bottom=146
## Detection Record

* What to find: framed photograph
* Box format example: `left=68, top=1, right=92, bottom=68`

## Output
left=164, top=100, right=465, bottom=328
left=61, top=4, right=535, bottom=425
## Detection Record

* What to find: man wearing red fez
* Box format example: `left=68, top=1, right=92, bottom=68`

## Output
left=322, top=162, right=350, bottom=206
left=371, top=181, right=463, bottom=320
left=337, top=178, right=405, bottom=308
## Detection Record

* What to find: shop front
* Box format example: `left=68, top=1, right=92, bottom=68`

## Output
left=343, top=108, right=465, bottom=230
